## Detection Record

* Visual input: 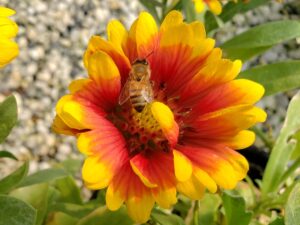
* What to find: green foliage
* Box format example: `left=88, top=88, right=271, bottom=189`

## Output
left=0, top=195, right=36, bottom=225
left=198, top=193, right=221, bottom=225
left=221, top=21, right=300, bottom=61
left=239, top=61, right=300, bottom=96
left=220, top=0, right=271, bottom=23
left=18, top=168, right=69, bottom=188
left=0, top=95, right=18, bottom=143
left=262, top=91, right=300, bottom=197
left=11, top=183, right=50, bottom=225
left=0, top=161, right=29, bottom=194
left=0, top=150, right=18, bottom=160
left=76, top=207, right=133, bottom=225
left=269, top=217, right=284, bottom=225
left=151, top=209, right=185, bottom=225
left=285, top=183, right=300, bottom=225
left=221, top=191, right=252, bottom=225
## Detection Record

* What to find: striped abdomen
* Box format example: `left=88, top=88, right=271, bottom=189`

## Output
left=130, top=89, right=147, bottom=112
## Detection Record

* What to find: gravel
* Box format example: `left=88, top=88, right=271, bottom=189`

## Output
left=0, top=0, right=299, bottom=176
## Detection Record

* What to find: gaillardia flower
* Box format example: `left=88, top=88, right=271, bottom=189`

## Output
left=193, top=0, right=222, bottom=15
left=52, top=11, right=266, bottom=223
left=0, top=7, right=18, bottom=68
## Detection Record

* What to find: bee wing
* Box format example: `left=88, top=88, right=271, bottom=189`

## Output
left=119, top=80, right=131, bottom=105
left=141, top=83, right=153, bottom=103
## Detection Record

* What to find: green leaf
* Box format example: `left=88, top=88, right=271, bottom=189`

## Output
left=223, top=45, right=272, bottom=61
left=0, top=95, right=18, bottom=143
left=151, top=209, right=185, bottom=225
left=239, top=60, right=300, bottom=96
left=0, top=150, right=18, bottom=160
left=173, top=195, right=192, bottom=219
left=262, top=91, right=300, bottom=196
left=77, top=206, right=133, bottom=225
left=55, top=176, right=82, bottom=204
left=182, top=0, right=196, bottom=22
left=221, top=21, right=300, bottom=60
left=220, top=0, right=271, bottom=23
left=198, top=193, right=221, bottom=225
left=204, top=11, right=219, bottom=34
left=10, top=183, right=50, bottom=225
left=46, top=212, right=78, bottom=225
left=269, top=217, right=284, bottom=225
left=0, top=195, right=36, bottom=225
left=221, top=191, right=252, bottom=225
left=0, top=161, right=29, bottom=194
left=50, top=203, right=95, bottom=219
left=285, top=183, right=300, bottom=225
left=18, top=168, right=68, bottom=188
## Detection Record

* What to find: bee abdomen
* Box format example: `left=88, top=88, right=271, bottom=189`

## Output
left=130, top=93, right=147, bottom=112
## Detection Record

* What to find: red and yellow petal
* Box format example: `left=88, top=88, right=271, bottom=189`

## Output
left=83, top=35, right=131, bottom=83
left=56, top=95, right=106, bottom=130
left=106, top=163, right=155, bottom=223
left=184, top=105, right=266, bottom=141
left=180, top=59, right=242, bottom=106
left=173, top=150, right=193, bottom=182
left=135, top=12, right=158, bottom=58
left=82, top=155, right=115, bottom=189
left=191, top=79, right=265, bottom=115
left=179, top=145, right=248, bottom=189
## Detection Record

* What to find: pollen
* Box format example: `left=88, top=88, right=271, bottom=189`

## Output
left=108, top=103, right=170, bottom=156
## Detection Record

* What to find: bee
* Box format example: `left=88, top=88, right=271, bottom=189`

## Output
left=119, top=59, right=154, bottom=112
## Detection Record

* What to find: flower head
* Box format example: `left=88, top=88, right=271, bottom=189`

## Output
left=193, top=0, right=222, bottom=15
left=52, top=11, right=266, bottom=223
left=0, top=7, right=19, bottom=68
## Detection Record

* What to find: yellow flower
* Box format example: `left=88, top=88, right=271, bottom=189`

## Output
left=0, top=7, right=19, bottom=68
left=193, top=0, right=222, bottom=15
left=52, top=11, right=266, bottom=223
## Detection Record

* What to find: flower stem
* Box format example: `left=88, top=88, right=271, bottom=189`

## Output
left=252, top=126, right=274, bottom=149
left=193, top=200, right=200, bottom=225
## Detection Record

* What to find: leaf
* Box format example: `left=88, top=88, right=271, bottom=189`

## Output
left=0, top=195, right=36, bottom=225
left=269, top=217, right=284, bottom=225
left=173, top=195, right=192, bottom=219
left=49, top=203, right=95, bottom=219
left=0, top=95, right=18, bottom=143
left=55, top=176, right=82, bottom=204
left=77, top=206, right=133, bottom=225
left=10, top=183, right=50, bottom=225
left=239, top=60, right=300, bottom=96
left=151, top=209, right=185, bottom=225
left=0, top=161, right=29, bottom=194
left=181, top=0, right=196, bottom=22
left=221, top=21, right=300, bottom=60
left=0, top=150, right=18, bottom=160
left=285, top=183, right=300, bottom=225
left=198, top=193, right=221, bottom=225
left=204, top=11, right=219, bottom=34
left=18, top=168, right=68, bottom=188
left=223, top=45, right=272, bottom=61
left=46, top=212, right=78, bottom=225
left=262, top=91, right=300, bottom=196
left=220, top=0, right=271, bottom=23
left=221, top=191, right=252, bottom=225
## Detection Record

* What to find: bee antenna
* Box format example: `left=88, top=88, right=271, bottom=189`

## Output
left=145, top=50, right=154, bottom=60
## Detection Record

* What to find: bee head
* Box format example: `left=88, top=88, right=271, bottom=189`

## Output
left=133, top=59, right=148, bottom=65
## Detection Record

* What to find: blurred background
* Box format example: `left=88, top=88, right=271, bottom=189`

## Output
left=0, top=0, right=299, bottom=176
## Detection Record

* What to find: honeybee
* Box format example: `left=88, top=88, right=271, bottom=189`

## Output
left=119, top=59, right=154, bottom=112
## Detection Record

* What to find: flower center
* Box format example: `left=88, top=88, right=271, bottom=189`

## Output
left=108, top=103, right=170, bottom=157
